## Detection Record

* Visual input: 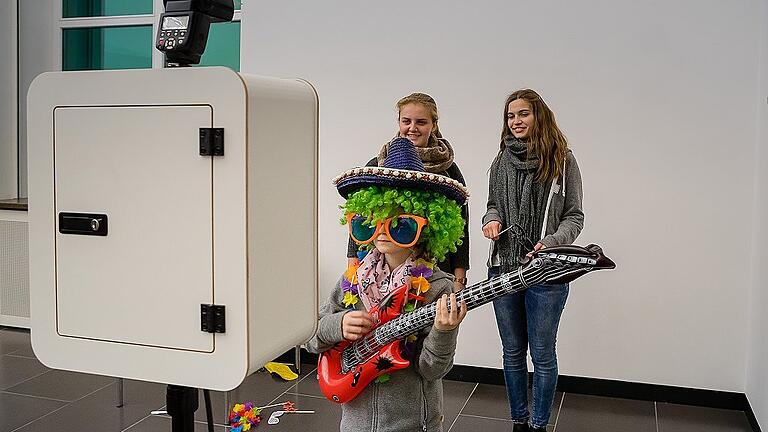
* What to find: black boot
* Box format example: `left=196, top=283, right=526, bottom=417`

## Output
left=529, top=427, right=548, bottom=432
left=512, top=424, right=530, bottom=432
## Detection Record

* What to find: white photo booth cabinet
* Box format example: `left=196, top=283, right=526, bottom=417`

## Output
left=27, top=67, right=318, bottom=391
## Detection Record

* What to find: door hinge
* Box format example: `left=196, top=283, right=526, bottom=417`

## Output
left=200, top=304, right=226, bottom=333
left=199, top=128, right=224, bottom=156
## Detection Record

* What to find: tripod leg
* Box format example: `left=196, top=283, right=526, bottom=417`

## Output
left=225, top=390, right=232, bottom=425
left=166, top=385, right=199, bottom=432
left=116, top=378, right=124, bottom=408
left=295, top=345, right=301, bottom=375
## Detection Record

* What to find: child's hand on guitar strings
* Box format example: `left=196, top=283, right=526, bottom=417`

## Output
left=433, top=293, right=467, bottom=331
left=342, top=310, right=373, bottom=341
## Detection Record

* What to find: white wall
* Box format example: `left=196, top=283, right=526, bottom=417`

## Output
left=0, top=0, right=18, bottom=199
left=746, top=0, right=768, bottom=428
left=241, top=0, right=762, bottom=392
left=18, top=1, right=57, bottom=198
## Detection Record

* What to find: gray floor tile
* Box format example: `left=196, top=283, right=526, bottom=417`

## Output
left=0, top=356, right=49, bottom=390
left=449, top=414, right=523, bottom=432
left=125, top=416, right=227, bottom=432
left=287, top=369, right=478, bottom=430
left=556, top=393, right=656, bottom=432
left=191, top=363, right=317, bottom=424
left=252, top=393, right=340, bottom=432
left=5, top=369, right=115, bottom=402
left=657, top=402, right=753, bottom=432
left=12, top=379, right=166, bottom=432
left=0, top=329, right=32, bottom=356
left=0, top=329, right=757, bottom=432
left=288, top=367, right=323, bottom=398
left=460, top=383, right=509, bottom=418
left=191, top=389, right=339, bottom=432
left=7, top=345, right=36, bottom=359
left=443, top=380, right=478, bottom=428
left=461, top=383, right=561, bottom=425
left=0, top=392, right=67, bottom=432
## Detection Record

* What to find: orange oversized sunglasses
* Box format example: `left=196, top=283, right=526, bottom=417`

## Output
left=346, top=213, right=428, bottom=248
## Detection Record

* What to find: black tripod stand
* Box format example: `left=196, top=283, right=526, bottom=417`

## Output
left=166, top=385, right=198, bottom=432
left=165, top=385, right=216, bottom=432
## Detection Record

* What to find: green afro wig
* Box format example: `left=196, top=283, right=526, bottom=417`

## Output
left=341, top=186, right=465, bottom=263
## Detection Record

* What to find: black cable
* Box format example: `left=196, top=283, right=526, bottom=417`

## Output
left=203, top=389, right=214, bottom=432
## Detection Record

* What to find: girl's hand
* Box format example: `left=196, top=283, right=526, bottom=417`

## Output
left=433, top=293, right=468, bottom=331
left=526, top=242, right=546, bottom=259
left=342, top=311, right=373, bottom=341
left=347, top=257, right=360, bottom=267
left=482, top=221, right=502, bottom=240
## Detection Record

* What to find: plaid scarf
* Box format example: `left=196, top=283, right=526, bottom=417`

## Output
left=377, top=136, right=455, bottom=173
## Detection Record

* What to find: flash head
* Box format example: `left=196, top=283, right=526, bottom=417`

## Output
left=156, top=0, right=235, bottom=66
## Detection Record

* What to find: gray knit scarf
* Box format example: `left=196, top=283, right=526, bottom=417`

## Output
left=377, top=136, right=455, bottom=173
left=492, top=136, right=549, bottom=272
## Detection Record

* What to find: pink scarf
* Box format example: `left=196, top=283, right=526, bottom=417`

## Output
left=356, top=249, right=417, bottom=311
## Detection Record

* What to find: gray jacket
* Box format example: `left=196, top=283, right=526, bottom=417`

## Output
left=307, top=268, right=459, bottom=432
left=483, top=150, right=584, bottom=263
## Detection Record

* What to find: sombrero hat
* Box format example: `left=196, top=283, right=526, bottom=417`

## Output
left=333, top=137, right=469, bottom=205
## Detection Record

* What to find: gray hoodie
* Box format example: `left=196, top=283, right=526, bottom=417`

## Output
left=483, top=150, right=584, bottom=266
left=307, top=268, right=459, bottom=432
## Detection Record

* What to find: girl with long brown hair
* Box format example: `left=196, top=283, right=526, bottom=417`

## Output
left=482, top=89, right=584, bottom=431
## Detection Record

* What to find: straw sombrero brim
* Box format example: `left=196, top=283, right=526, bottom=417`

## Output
left=333, top=166, right=469, bottom=205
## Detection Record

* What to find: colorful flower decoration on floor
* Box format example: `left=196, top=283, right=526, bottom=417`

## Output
left=228, top=402, right=261, bottom=431
left=282, top=401, right=297, bottom=412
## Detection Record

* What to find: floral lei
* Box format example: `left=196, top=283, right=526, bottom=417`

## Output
left=341, top=250, right=434, bottom=383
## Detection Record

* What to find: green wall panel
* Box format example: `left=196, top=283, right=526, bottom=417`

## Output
left=63, top=26, right=153, bottom=71
left=196, top=21, right=241, bottom=71
left=63, top=0, right=152, bottom=18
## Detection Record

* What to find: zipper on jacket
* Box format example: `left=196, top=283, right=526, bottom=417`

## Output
left=420, top=378, right=428, bottom=431
left=371, top=382, right=378, bottom=432
left=540, top=179, right=556, bottom=240
left=562, top=157, right=567, bottom=196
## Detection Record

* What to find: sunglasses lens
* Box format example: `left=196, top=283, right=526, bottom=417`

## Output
left=389, top=216, right=420, bottom=246
left=350, top=215, right=376, bottom=242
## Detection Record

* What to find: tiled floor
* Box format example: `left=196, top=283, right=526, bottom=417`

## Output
left=0, top=327, right=754, bottom=432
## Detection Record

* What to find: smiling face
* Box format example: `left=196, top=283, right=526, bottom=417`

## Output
left=506, top=98, right=534, bottom=141
left=398, top=102, right=436, bottom=148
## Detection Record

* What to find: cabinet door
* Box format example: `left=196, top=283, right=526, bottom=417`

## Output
left=54, top=105, right=216, bottom=352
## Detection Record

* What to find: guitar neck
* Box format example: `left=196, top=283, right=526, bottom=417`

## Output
left=372, top=265, right=547, bottom=346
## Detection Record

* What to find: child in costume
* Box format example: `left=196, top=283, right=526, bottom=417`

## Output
left=307, top=137, right=469, bottom=432
left=346, top=93, right=470, bottom=292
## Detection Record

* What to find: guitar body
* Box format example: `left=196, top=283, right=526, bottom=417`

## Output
left=318, top=283, right=413, bottom=403
left=318, top=338, right=410, bottom=403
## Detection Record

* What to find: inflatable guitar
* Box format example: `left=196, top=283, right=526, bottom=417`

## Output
left=318, top=244, right=616, bottom=403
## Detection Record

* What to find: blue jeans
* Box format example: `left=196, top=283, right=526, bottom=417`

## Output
left=489, top=266, right=569, bottom=428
